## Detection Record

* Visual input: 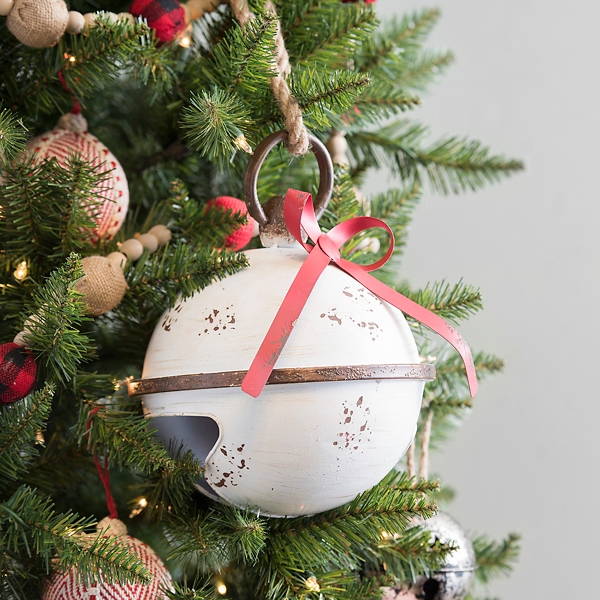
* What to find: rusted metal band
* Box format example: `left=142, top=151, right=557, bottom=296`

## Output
left=127, top=364, right=435, bottom=397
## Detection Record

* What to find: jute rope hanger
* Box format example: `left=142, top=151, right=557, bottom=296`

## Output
left=230, top=0, right=310, bottom=156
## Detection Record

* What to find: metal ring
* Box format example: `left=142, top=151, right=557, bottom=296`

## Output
left=243, top=131, right=334, bottom=226
left=128, top=364, right=435, bottom=397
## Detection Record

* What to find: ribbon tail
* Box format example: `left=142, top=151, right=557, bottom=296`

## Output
left=242, top=248, right=332, bottom=397
left=339, top=259, right=479, bottom=397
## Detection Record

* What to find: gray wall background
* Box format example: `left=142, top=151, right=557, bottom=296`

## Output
left=367, top=1, right=600, bottom=598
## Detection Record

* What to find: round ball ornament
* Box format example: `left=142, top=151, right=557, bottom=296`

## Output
left=207, top=195, right=257, bottom=251
left=75, top=256, right=128, bottom=316
left=28, top=112, right=129, bottom=241
left=0, top=342, right=37, bottom=405
left=6, top=0, right=68, bottom=48
left=129, top=132, right=476, bottom=518
left=405, top=512, right=476, bottom=600
left=43, top=518, right=173, bottom=600
left=130, top=0, right=186, bottom=44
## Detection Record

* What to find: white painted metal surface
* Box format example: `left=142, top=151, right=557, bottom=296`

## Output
left=142, top=247, right=427, bottom=516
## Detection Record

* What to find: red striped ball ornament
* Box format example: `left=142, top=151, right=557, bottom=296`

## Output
left=43, top=519, right=173, bottom=600
left=28, top=113, right=129, bottom=241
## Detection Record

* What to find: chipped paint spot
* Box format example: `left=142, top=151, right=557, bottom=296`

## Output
left=328, top=314, right=342, bottom=325
left=214, top=479, right=227, bottom=487
left=237, top=445, right=245, bottom=452
left=220, top=448, right=227, bottom=456
left=357, top=397, right=363, bottom=406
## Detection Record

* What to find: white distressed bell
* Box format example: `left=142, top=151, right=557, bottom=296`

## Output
left=139, top=246, right=433, bottom=517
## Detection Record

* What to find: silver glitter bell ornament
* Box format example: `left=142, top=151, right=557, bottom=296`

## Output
left=410, top=512, right=476, bottom=600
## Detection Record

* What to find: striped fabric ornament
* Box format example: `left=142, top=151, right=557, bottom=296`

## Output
left=28, top=113, right=129, bottom=241
left=43, top=520, right=173, bottom=600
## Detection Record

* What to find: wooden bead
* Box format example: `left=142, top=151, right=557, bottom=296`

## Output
left=136, top=233, right=159, bottom=254
left=0, top=0, right=14, bottom=17
left=326, top=131, right=348, bottom=165
left=147, top=225, right=171, bottom=247
left=13, top=330, right=28, bottom=347
left=119, top=239, right=144, bottom=261
left=82, top=12, right=97, bottom=33
left=66, top=10, right=84, bottom=34
left=107, top=251, right=127, bottom=269
left=117, top=12, right=135, bottom=24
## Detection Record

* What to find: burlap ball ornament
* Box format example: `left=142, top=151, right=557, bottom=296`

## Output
left=43, top=518, right=173, bottom=600
left=28, top=113, right=129, bottom=241
left=76, top=256, right=128, bottom=316
left=7, top=0, right=69, bottom=48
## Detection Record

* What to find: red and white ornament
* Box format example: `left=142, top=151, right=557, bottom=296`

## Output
left=43, top=518, right=173, bottom=600
left=207, top=195, right=257, bottom=251
left=28, top=112, right=129, bottom=241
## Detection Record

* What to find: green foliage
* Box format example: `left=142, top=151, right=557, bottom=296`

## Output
left=22, top=255, right=94, bottom=384
left=0, top=157, right=102, bottom=276
left=399, top=280, right=484, bottom=324
left=0, top=16, right=175, bottom=117
left=472, top=533, right=521, bottom=585
left=292, top=68, right=372, bottom=129
left=0, top=486, right=150, bottom=586
left=0, top=108, right=27, bottom=159
left=182, top=89, right=253, bottom=165
left=167, top=506, right=267, bottom=572
left=0, top=384, right=54, bottom=487
left=347, top=122, right=524, bottom=194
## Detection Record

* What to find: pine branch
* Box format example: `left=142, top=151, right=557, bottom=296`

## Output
left=181, top=89, right=253, bottom=166
left=292, top=68, right=372, bottom=129
left=80, top=399, right=202, bottom=518
left=347, top=122, right=524, bottom=194
left=354, top=8, right=442, bottom=73
left=0, top=156, right=103, bottom=275
left=23, top=254, right=94, bottom=384
left=0, top=107, right=27, bottom=159
left=349, top=82, right=421, bottom=124
left=166, top=506, right=267, bottom=572
left=260, top=474, right=438, bottom=591
left=429, top=350, right=504, bottom=400
left=392, top=50, right=455, bottom=91
left=0, top=384, right=54, bottom=487
left=192, top=12, right=277, bottom=95
left=167, top=180, right=248, bottom=247
left=2, top=17, right=175, bottom=117
left=116, top=241, right=249, bottom=323
left=398, top=280, right=484, bottom=324
left=472, top=533, right=521, bottom=584
left=287, top=2, right=378, bottom=68
left=0, top=486, right=150, bottom=586
left=165, top=581, right=213, bottom=600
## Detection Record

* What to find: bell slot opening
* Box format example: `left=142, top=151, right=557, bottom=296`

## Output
left=151, top=415, right=221, bottom=500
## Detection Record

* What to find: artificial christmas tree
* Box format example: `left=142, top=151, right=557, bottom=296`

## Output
left=0, top=1, right=522, bottom=599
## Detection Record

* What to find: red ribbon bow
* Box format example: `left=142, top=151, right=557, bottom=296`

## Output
left=241, top=189, right=478, bottom=398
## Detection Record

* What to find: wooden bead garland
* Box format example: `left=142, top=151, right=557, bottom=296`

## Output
left=0, top=0, right=227, bottom=47
left=73, top=225, right=172, bottom=317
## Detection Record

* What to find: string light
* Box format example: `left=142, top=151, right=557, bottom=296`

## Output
left=305, top=576, right=320, bottom=592
left=13, top=261, right=28, bottom=281
left=216, top=582, right=227, bottom=595
left=234, top=134, right=253, bottom=154
left=63, top=52, right=77, bottom=64
left=128, top=497, right=148, bottom=518
left=179, top=35, right=191, bottom=48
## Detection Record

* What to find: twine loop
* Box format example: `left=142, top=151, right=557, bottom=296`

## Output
left=230, top=0, right=309, bottom=156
